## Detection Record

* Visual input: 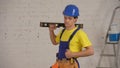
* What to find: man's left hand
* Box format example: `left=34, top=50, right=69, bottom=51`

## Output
left=65, top=49, right=73, bottom=58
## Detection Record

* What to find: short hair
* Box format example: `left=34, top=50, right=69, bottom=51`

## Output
left=74, top=16, right=78, bottom=19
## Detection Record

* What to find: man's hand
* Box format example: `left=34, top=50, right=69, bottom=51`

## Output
left=49, top=24, right=56, bottom=31
left=65, top=49, right=73, bottom=58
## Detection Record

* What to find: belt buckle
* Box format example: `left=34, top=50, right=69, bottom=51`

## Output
left=62, top=58, right=67, bottom=62
left=70, top=58, right=74, bottom=63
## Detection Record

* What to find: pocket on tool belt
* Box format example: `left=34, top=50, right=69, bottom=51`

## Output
left=58, top=59, right=78, bottom=68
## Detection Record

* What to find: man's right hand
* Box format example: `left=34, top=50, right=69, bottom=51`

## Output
left=49, top=24, right=58, bottom=45
left=49, top=24, right=57, bottom=31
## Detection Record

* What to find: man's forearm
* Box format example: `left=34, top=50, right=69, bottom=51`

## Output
left=73, top=46, right=94, bottom=57
left=49, top=31, right=58, bottom=45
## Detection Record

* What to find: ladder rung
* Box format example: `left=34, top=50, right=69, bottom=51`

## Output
left=106, top=42, right=119, bottom=44
left=96, top=67, right=112, bottom=68
left=101, top=54, right=115, bottom=56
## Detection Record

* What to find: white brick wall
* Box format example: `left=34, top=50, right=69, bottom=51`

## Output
left=0, top=0, right=120, bottom=68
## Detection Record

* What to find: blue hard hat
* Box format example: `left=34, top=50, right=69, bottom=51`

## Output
left=63, top=4, right=79, bottom=17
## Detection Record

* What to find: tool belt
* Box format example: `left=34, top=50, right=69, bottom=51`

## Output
left=51, top=58, right=79, bottom=68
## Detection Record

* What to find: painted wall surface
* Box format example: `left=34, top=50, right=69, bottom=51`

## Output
left=0, top=0, right=120, bottom=68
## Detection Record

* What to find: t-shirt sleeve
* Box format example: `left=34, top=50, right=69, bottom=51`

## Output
left=55, top=30, right=62, bottom=43
left=78, top=30, right=92, bottom=48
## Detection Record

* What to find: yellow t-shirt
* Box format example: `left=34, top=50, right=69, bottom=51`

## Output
left=55, top=26, right=92, bottom=52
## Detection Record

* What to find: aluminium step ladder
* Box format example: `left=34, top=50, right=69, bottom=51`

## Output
left=96, top=6, right=120, bottom=68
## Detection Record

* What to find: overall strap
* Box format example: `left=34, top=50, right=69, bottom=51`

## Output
left=60, top=29, right=65, bottom=39
left=68, top=25, right=80, bottom=42
left=60, top=25, right=80, bottom=41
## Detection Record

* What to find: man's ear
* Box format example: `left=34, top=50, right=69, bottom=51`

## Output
left=74, top=18, right=78, bottom=23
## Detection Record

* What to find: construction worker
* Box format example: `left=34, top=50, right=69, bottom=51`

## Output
left=49, top=4, right=94, bottom=68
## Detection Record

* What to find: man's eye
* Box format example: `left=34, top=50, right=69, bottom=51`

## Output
left=64, top=17, right=67, bottom=19
left=69, top=18, right=72, bottom=20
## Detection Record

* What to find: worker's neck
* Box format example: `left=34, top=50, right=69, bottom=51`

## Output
left=65, top=25, right=76, bottom=30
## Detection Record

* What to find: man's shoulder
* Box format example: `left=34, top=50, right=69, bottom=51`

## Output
left=77, top=29, right=84, bottom=33
left=76, top=29, right=87, bottom=36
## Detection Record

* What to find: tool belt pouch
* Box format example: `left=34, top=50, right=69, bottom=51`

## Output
left=51, top=59, right=78, bottom=68
left=58, top=59, right=78, bottom=68
left=50, top=61, right=59, bottom=68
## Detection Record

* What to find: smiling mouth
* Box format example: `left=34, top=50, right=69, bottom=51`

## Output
left=65, top=24, right=70, bottom=27
left=64, top=23, right=68, bottom=26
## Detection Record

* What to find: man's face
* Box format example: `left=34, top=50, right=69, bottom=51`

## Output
left=64, top=16, right=77, bottom=28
